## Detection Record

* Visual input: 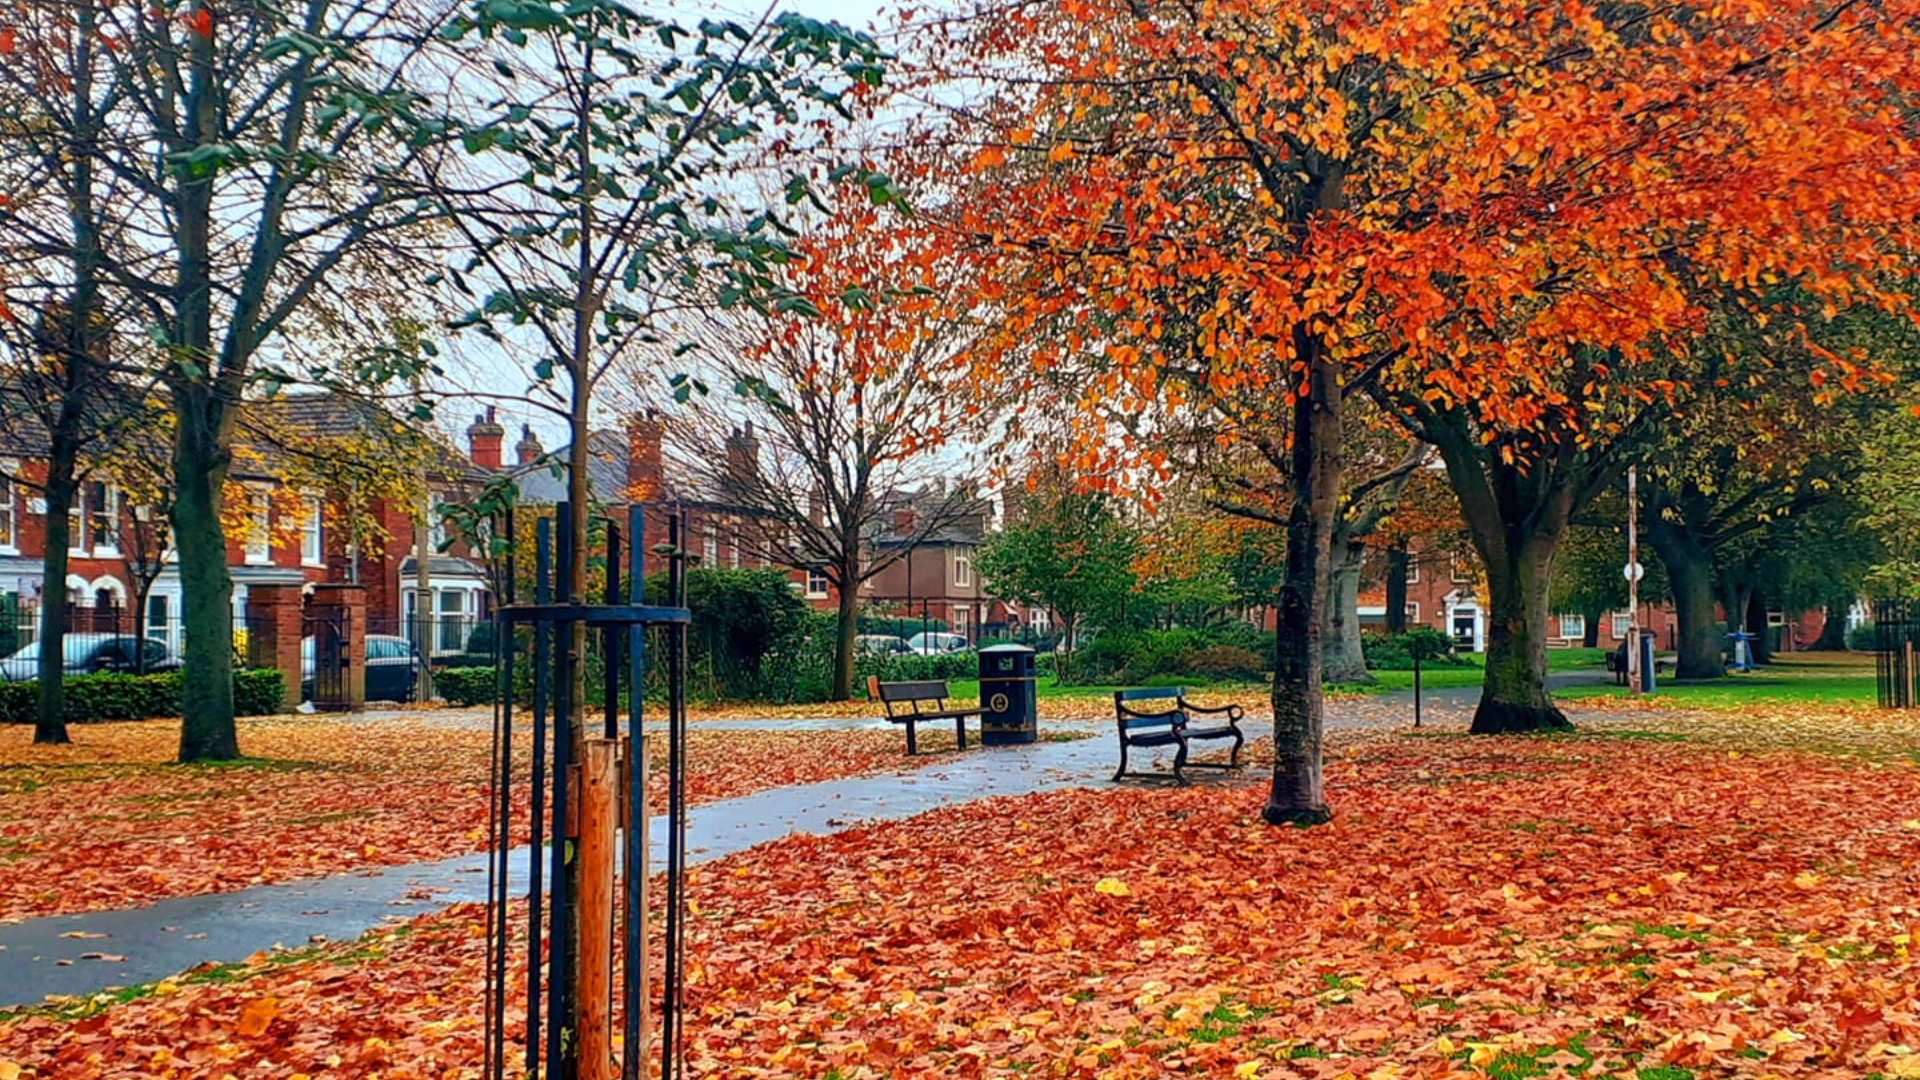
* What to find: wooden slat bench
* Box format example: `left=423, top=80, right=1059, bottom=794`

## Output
left=1112, top=687, right=1246, bottom=784
left=868, top=677, right=983, bottom=755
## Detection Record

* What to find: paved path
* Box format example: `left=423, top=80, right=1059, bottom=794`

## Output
left=0, top=675, right=1610, bottom=1008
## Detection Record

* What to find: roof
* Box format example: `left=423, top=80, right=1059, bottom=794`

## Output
left=509, top=429, right=631, bottom=505
left=398, top=555, right=490, bottom=581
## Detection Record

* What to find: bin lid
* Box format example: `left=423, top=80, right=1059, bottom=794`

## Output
left=978, top=643, right=1035, bottom=654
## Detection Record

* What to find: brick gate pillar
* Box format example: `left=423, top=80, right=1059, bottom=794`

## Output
left=244, top=584, right=305, bottom=714
left=307, top=584, right=368, bottom=712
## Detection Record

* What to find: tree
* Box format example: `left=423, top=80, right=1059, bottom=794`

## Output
left=977, top=483, right=1135, bottom=684
left=0, top=2, right=158, bottom=743
left=917, top=0, right=1920, bottom=796
left=1, top=1, right=459, bottom=762
left=649, top=190, right=985, bottom=701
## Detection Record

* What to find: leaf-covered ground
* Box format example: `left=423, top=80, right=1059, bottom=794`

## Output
left=6, top=704, right=1916, bottom=1079
left=0, top=718, right=949, bottom=921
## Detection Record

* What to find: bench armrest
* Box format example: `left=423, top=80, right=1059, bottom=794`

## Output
left=1180, top=699, right=1244, bottom=722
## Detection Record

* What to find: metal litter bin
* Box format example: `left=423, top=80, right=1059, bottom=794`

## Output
left=978, top=643, right=1037, bottom=745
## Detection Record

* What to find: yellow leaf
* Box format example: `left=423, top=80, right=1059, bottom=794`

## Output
left=1233, top=1062, right=1261, bottom=1079
left=1890, top=1055, right=1920, bottom=1079
left=1094, top=877, right=1130, bottom=897
left=236, top=996, right=279, bottom=1038
left=0, top=1062, right=20, bottom=1080
left=1793, top=871, right=1822, bottom=890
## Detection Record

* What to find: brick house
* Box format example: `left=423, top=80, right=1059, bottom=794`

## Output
left=0, top=392, right=493, bottom=659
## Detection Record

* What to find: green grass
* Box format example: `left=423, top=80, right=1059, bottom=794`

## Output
left=1574, top=654, right=1875, bottom=708
left=943, top=678, right=1267, bottom=702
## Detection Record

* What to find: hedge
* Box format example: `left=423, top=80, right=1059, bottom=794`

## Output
left=435, top=666, right=497, bottom=707
left=0, top=669, right=286, bottom=724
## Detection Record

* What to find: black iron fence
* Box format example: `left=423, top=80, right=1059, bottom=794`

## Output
left=1873, top=599, right=1920, bottom=709
left=0, top=604, right=272, bottom=680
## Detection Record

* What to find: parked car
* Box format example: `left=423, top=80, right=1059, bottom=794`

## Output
left=905, top=631, right=970, bottom=656
left=0, top=634, right=180, bottom=681
left=301, top=633, right=420, bottom=705
left=856, top=634, right=912, bottom=656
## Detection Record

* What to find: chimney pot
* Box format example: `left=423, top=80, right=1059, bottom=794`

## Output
left=467, top=409, right=506, bottom=470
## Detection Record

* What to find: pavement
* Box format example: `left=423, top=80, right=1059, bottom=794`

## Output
left=0, top=673, right=1611, bottom=1008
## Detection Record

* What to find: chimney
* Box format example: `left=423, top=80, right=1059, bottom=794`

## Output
left=515, top=424, right=545, bottom=466
left=467, top=407, right=505, bottom=470
left=628, top=410, right=664, bottom=502
left=722, top=422, right=760, bottom=489
left=892, top=506, right=916, bottom=535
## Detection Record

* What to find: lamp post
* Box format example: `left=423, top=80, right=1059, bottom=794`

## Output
left=1626, top=466, right=1643, bottom=695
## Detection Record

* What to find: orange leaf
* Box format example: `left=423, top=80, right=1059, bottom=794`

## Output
left=236, top=996, right=279, bottom=1038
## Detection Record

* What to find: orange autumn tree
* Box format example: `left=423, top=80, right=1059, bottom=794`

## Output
left=914, top=0, right=1920, bottom=821
left=652, top=184, right=988, bottom=701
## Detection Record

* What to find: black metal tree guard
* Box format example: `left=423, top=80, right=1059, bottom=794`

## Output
left=484, top=502, right=695, bottom=1080
left=1874, top=598, right=1920, bottom=709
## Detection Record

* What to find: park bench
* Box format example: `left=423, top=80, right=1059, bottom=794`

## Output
left=1112, top=687, right=1246, bottom=784
left=867, top=677, right=982, bottom=755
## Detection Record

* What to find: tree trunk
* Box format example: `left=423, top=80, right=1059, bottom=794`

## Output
left=1646, top=520, right=1724, bottom=679
left=1580, top=601, right=1602, bottom=648
left=831, top=564, right=860, bottom=701
left=172, top=411, right=239, bottom=762
left=1264, top=333, right=1338, bottom=827
left=1056, top=612, right=1076, bottom=686
left=34, top=473, right=79, bottom=746
left=1473, top=538, right=1568, bottom=733
left=1745, top=590, right=1772, bottom=665
left=1815, top=592, right=1851, bottom=650
left=1322, top=539, right=1371, bottom=684
left=1384, top=543, right=1409, bottom=634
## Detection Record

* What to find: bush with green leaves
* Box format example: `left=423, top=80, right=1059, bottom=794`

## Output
left=1362, top=628, right=1466, bottom=670
left=435, top=667, right=497, bottom=707
left=860, top=614, right=949, bottom=639
left=0, top=669, right=285, bottom=724
left=1845, top=622, right=1877, bottom=651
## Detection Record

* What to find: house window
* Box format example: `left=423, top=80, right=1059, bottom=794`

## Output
left=1558, top=614, right=1586, bottom=640
left=0, top=468, right=14, bottom=552
left=1611, top=612, right=1632, bottom=640
left=703, top=530, right=718, bottom=565
left=806, top=568, right=829, bottom=598
left=428, top=501, right=450, bottom=552
left=955, top=555, right=973, bottom=588
left=88, top=482, right=118, bottom=555
left=729, top=532, right=741, bottom=570
left=245, top=490, right=271, bottom=564
left=300, top=495, right=324, bottom=566
left=1405, top=561, right=1420, bottom=585
left=1450, top=554, right=1472, bottom=584
left=437, top=589, right=467, bottom=654
left=1405, top=602, right=1420, bottom=624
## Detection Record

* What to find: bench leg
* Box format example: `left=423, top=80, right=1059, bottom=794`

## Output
left=905, top=720, right=917, bottom=756
left=1171, top=737, right=1190, bottom=786
left=955, top=715, right=967, bottom=751
left=1113, top=737, right=1129, bottom=783
left=1228, top=727, right=1244, bottom=769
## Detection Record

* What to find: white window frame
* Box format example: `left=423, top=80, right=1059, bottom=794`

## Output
left=1611, top=612, right=1632, bottom=640
left=300, top=494, right=325, bottom=566
left=245, top=489, right=272, bottom=565
left=1450, top=553, right=1472, bottom=584
left=90, top=482, right=120, bottom=557
left=805, top=568, right=829, bottom=598
left=1405, top=602, right=1420, bottom=625
left=703, top=530, right=718, bottom=565
left=0, top=463, right=15, bottom=554
left=955, top=555, right=973, bottom=588
left=68, top=491, right=86, bottom=556
left=729, top=532, right=741, bottom=570
left=1558, top=613, right=1586, bottom=640
left=1405, top=561, right=1420, bottom=585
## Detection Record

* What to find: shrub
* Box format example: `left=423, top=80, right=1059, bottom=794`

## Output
left=436, top=667, right=497, bottom=707
left=877, top=651, right=977, bottom=683
left=1187, top=645, right=1265, bottom=681
left=464, top=621, right=499, bottom=658
left=1845, top=622, right=1877, bottom=651
left=0, top=669, right=285, bottom=724
left=1362, top=627, right=1465, bottom=670
left=860, top=614, right=949, bottom=638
